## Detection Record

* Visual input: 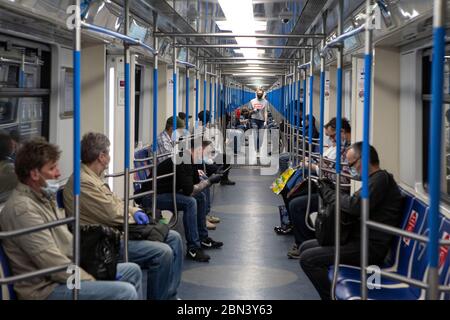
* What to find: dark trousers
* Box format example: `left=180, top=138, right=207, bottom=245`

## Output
left=299, top=239, right=384, bottom=300
left=221, top=153, right=231, bottom=181
left=289, top=193, right=318, bottom=246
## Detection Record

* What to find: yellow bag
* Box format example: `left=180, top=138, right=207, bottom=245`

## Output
left=271, top=167, right=295, bottom=195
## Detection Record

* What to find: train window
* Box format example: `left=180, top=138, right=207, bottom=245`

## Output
left=60, top=68, right=73, bottom=118
left=0, top=43, right=50, bottom=142
left=422, top=46, right=450, bottom=203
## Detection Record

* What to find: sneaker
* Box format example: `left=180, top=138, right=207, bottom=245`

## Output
left=207, top=215, right=221, bottom=223
left=220, top=178, right=236, bottom=186
left=287, top=244, right=300, bottom=259
left=186, top=248, right=210, bottom=262
left=206, top=220, right=216, bottom=230
left=201, top=237, right=224, bottom=249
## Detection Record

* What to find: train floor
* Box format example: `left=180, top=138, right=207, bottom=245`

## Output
left=176, top=167, right=320, bottom=300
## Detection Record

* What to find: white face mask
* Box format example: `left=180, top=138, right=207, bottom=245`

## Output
left=41, top=178, right=60, bottom=198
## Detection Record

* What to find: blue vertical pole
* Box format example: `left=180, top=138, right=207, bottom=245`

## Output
left=360, top=0, right=373, bottom=301
left=72, top=0, right=81, bottom=300
left=214, top=78, right=217, bottom=123
left=185, top=71, right=190, bottom=131
left=122, top=0, right=131, bottom=264
left=309, top=75, right=314, bottom=144
left=125, top=60, right=131, bottom=167
left=209, top=77, right=212, bottom=120
left=332, top=0, right=344, bottom=301
left=336, top=66, right=342, bottom=174
left=203, top=72, right=207, bottom=125
left=172, top=38, right=178, bottom=134
left=427, top=0, right=446, bottom=300
left=302, top=75, right=307, bottom=129
left=319, top=70, right=325, bottom=155
left=195, top=76, right=199, bottom=128
left=173, top=71, right=177, bottom=133
left=19, top=53, right=25, bottom=88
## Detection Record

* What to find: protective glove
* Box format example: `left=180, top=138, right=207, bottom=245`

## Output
left=207, top=173, right=223, bottom=184
left=133, top=210, right=150, bottom=225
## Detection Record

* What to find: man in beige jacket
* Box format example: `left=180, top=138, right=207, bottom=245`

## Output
left=64, top=132, right=183, bottom=300
left=0, top=138, right=141, bottom=300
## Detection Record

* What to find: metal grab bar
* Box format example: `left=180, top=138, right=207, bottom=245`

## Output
left=298, top=62, right=311, bottom=70
left=177, top=60, right=196, bottom=69
left=133, top=172, right=175, bottom=184
left=0, top=264, right=71, bottom=285
left=321, top=24, right=366, bottom=56
left=0, top=217, right=75, bottom=239
left=129, top=190, right=154, bottom=201
left=81, top=22, right=157, bottom=54
left=106, top=154, right=174, bottom=178
left=366, top=220, right=450, bottom=246
left=134, top=151, right=173, bottom=162
left=0, top=57, right=44, bottom=66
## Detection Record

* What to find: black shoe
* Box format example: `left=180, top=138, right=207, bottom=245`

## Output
left=220, top=179, right=235, bottom=186
left=274, top=225, right=293, bottom=235
left=186, top=248, right=210, bottom=262
left=201, top=237, right=224, bottom=249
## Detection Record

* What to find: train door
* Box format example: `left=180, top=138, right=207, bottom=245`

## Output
left=106, top=54, right=136, bottom=195
left=343, top=67, right=352, bottom=122
left=422, top=45, right=450, bottom=203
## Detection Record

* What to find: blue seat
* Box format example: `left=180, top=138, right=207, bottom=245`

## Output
left=0, top=244, right=16, bottom=300
left=329, top=191, right=420, bottom=284
left=133, top=146, right=152, bottom=194
left=335, top=200, right=450, bottom=300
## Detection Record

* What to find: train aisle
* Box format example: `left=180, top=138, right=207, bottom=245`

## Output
left=178, top=167, right=319, bottom=300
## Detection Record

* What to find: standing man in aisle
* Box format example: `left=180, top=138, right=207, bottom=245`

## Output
left=248, top=87, right=269, bottom=156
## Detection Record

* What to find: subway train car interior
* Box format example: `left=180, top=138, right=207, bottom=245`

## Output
left=0, top=0, right=449, bottom=302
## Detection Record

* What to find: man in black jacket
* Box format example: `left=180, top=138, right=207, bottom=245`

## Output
left=299, top=142, right=403, bottom=300
left=142, top=138, right=224, bottom=262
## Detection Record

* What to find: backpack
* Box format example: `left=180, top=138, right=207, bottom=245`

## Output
left=80, top=225, right=121, bottom=281
left=314, top=202, right=355, bottom=247
left=128, top=222, right=170, bottom=243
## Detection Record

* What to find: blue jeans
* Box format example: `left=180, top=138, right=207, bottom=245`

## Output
left=121, top=230, right=183, bottom=300
left=145, top=193, right=208, bottom=250
left=200, top=176, right=212, bottom=215
left=47, top=262, right=142, bottom=300
left=251, top=119, right=265, bottom=152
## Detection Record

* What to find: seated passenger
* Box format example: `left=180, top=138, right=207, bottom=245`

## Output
left=197, top=111, right=235, bottom=186
left=287, top=117, right=352, bottom=258
left=0, top=132, right=18, bottom=203
left=0, top=138, right=141, bottom=300
left=63, top=133, right=183, bottom=300
left=299, top=142, right=403, bottom=300
left=178, top=111, right=192, bottom=129
left=154, top=116, right=185, bottom=162
left=141, top=138, right=224, bottom=262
